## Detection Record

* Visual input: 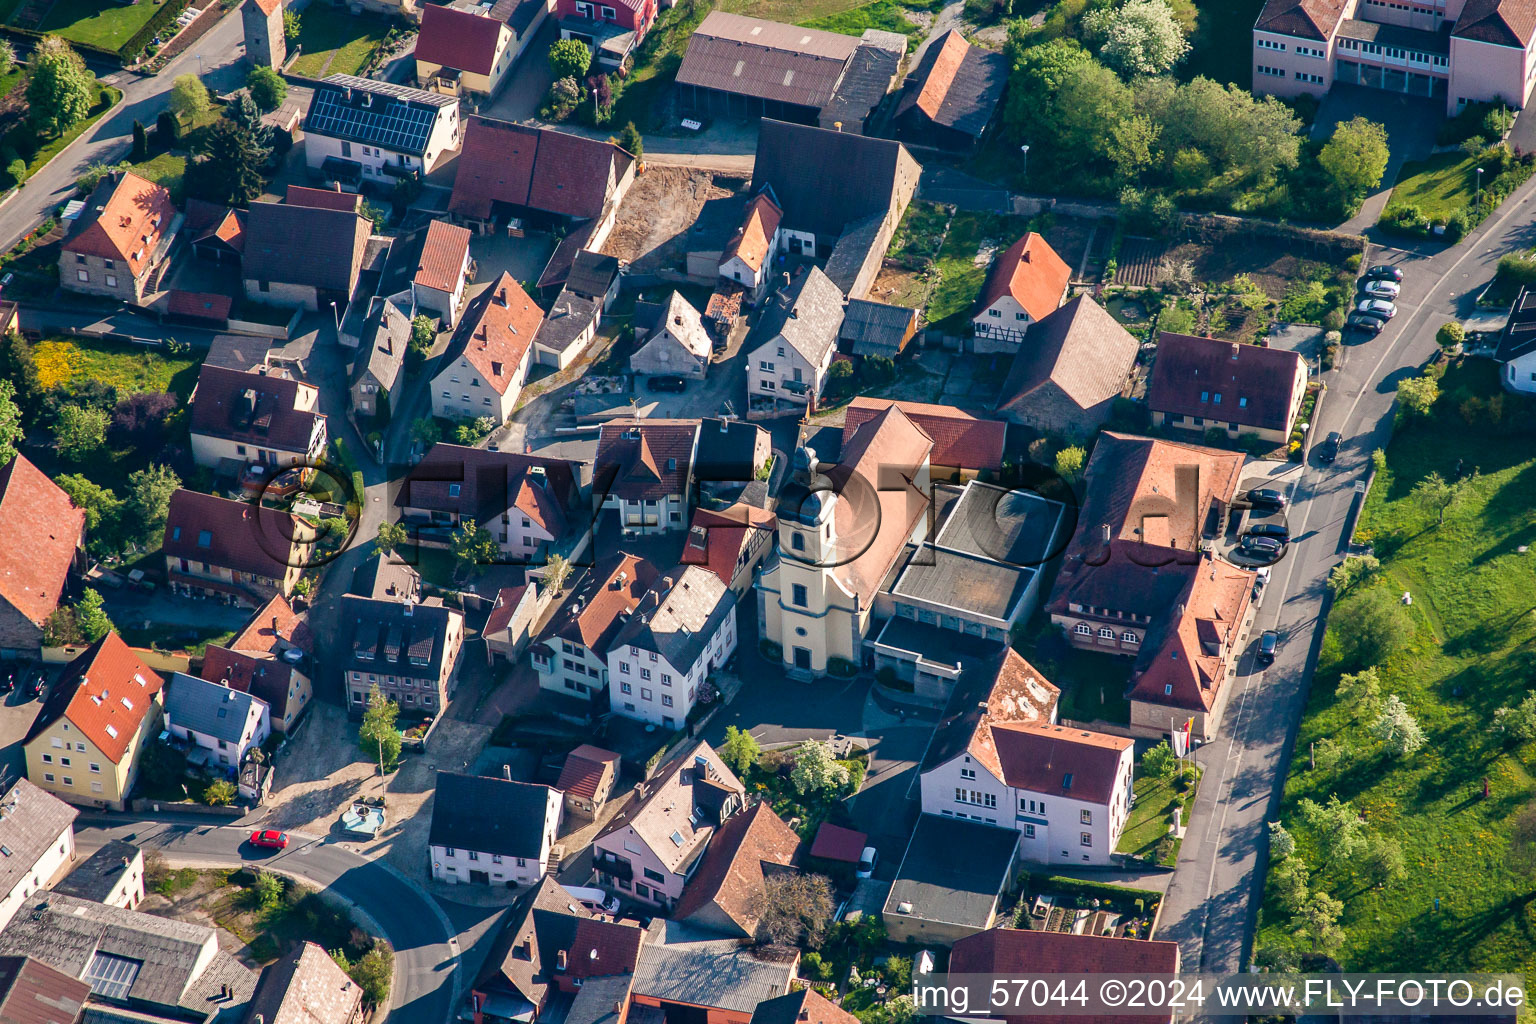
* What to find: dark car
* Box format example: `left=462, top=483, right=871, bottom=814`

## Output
left=1258, top=630, right=1279, bottom=664
left=1239, top=536, right=1285, bottom=562
left=647, top=376, right=687, bottom=393
left=1345, top=312, right=1384, bottom=335
left=1365, top=264, right=1404, bottom=283
left=1246, top=521, right=1291, bottom=542
left=1317, top=431, right=1341, bottom=464
left=1246, top=487, right=1287, bottom=511
left=0, top=664, right=13, bottom=695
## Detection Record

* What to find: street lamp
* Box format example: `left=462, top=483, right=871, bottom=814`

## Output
left=1019, top=143, right=1030, bottom=178
left=329, top=300, right=340, bottom=337
left=1477, top=166, right=1485, bottom=199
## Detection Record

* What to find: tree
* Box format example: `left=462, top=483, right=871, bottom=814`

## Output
left=1300, top=891, right=1345, bottom=954
left=156, top=109, right=181, bottom=147
left=227, top=91, right=273, bottom=154
left=1298, top=794, right=1366, bottom=868
left=1268, top=820, right=1295, bottom=861
left=548, top=38, right=592, bottom=80
left=374, top=520, right=408, bottom=556
left=283, top=8, right=301, bottom=46
left=0, top=331, right=41, bottom=419
left=1411, top=471, right=1460, bottom=525
left=1330, top=588, right=1411, bottom=668
left=1054, top=445, right=1086, bottom=484
left=790, top=740, right=850, bottom=797
left=1159, top=77, right=1301, bottom=184
left=76, top=161, right=127, bottom=195
left=1371, top=693, right=1425, bottom=757
left=348, top=947, right=392, bottom=1007
left=110, top=391, right=178, bottom=446
left=1396, top=374, right=1439, bottom=417
left=204, top=779, right=238, bottom=806
left=861, top=354, right=897, bottom=387
left=1436, top=321, right=1466, bottom=350
left=131, top=120, right=149, bottom=162
left=720, top=725, right=761, bottom=775
left=0, top=39, right=14, bottom=76
left=410, top=314, right=436, bottom=356
left=124, top=463, right=181, bottom=543
left=410, top=417, right=441, bottom=447
left=1271, top=856, right=1309, bottom=914
left=56, top=474, right=122, bottom=542
left=1493, top=692, right=1536, bottom=741
left=74, top=588, right=113, bottom=643
left=1082, top=0, right=1189, bottom=76
left=882, top=955, right=913, bottom=991
left=252, top=871, right=284, bottom=909
left=0, top=381, right=24, bottom=465
left=1001, top=38, right=1092, bottom=146
left=824, top=359, right=855, bottom=398
left=169, top=73, right=210, bottom=125
left=247, top=65, right=287, bottom=111
left=544, top=552, right=573, bottom=594
left=1507, top=800, right=1536, bottom=877
left=27, top=36, right=94, bottom=136
left=616, top=121, right=643, bottom=159
left=184, top=119, right=267, bottom=205
left=1327, top=553, right=1380, bottom=595
left=1335, top=666, right=1381, bottom=712
left=451, top=518, right=498, bottom=575
left=1317, top=116, right=1389, bottom=206
left=1141, top=740, right=1179, bottom=783
left=1361, top=834, right=1405, bottom=888
left=358, top=684, right=402, bottom=771
left=746, top=872, right=834, bottom=945
left=54, top=404, right=108, bottom=460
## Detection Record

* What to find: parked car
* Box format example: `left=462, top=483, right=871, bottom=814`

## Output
left=1258, top=630, right=1279, bottom=665
left=1345, top=312, right=1384, bottom=335
left=856, top=846, right=878, bottom=879
left=1253, top=566, right=1272, bottom=598
left=24, top=665, right=45, bottom=700
left=562, top=884, right=621, bottom=914
left=1356, top=298, right=1397, bottom=321
left=1317, top=431, right=1341, bottom=464
left=1239, top=536, right=1285, bottom=562
left=248, top=829, right=289, bottom=850
left=1246, top=487, right=1288, bottom=510
left=647, top=376, right=687, bottom=393
left=1359, top=279, right=1401, bottom=300
left=1364, top=264, right=1404, bottom=283
left=1246, top=521, right=1291, bottom=542
left=0, top=664, right=14, bottom=695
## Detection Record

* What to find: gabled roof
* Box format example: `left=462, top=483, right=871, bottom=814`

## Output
left=808, top=822, right=867, bottom=863
left=839, top=297, right=916, bottom=355
left=340, top=594, right=461, bottom=679
left=596, top=740, right=744, bottom=876
left=751, top=989, right=859, bottom=1024
left=485, top=584, right=531, bottom=637
left=673, top=802, right=802, bottom=937
left=430, top=771, right=557, bottom=858
left=241, top=200, right=371, bottom=293
left=998, top=294, right=1138, bottom=415
left=595, top=420, right=699, bottom=501
left=199, top=646, right=300, bottom=724
left=630, top=942, right=794, bottom=1013
left=1455, top=0, right=1536, bottom=45
left=921, top=648, right=1060, bottom=781
left=638, top=292, right=712, bottom=360
left=721, top=190, right=782, bottom=274
left=450, top=116, right=634, bottom=221
left=24, top=634, right=164, bottom=765
left=250, top=0, right=280, bottom=16
left=681, top=504, right=776, bottom=588
left=167, top=290, right=233, bottom=322
left=566, top=917, right=646, bottom=980
left=165, top=672, right=265, bottom=745
left=749, top=265, right=844, bottom=367
left=415, top=219, right=473, bottom=293
left=246, top=941, right=364, bottom=1024
left=473, top=876, right=592, bottom=1008
left=1253, top=0, right=1348, bottom=39
left=0, top=779, right=77, bottom=911
left=609, top=565, right=737, bottom=671
left=0, top=956, right=88, bottom=1024
left=751, top=119, right=911, bottom=239
left=230, top=594, right=313, bottom=654
left=61, top=171, right=176, bottom=279
left=565, top=249, right=621, bottom=301
left=1497, top=284, right=1536, bottom=362
left=893, top=29, right=1008, bottom=138
left=398, top=443, right=581, bottom=539
left=541, top=553, right=660, bottom=655
left=285, top=184, right=363, bottom=212
left=355, top=298, right=410, bottom=396
left=162, top=489, right=306, bottom=580
left=677, top=12, right=859, bottom=111
left=416, top=1, right=509, bottom=76
left=190, top=364, right=323, bottom=452
left=556, top=744, right=620, bottom=800
left=1129, top=553, right=1255, bottom=712
left=0, top=455, right=84, bottom=628
left=991, top=721, right=1131, bottom=803
left=185, top=201, right=245, bottom=252
left=1146, top=333, right=1305, bottom=432
left=304, top=74, right=455, bottom=157
left=977, top=232, right=1072, bottom=321
left=842, top=397, right=1005, bottom=472
left=440, top=272, right=543, bottom=395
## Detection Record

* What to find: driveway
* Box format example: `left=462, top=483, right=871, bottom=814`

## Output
left=1316, top=84, right=1441, bottom=234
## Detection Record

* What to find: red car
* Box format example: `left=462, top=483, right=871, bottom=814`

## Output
left=249, top=829, right=288, bottom=850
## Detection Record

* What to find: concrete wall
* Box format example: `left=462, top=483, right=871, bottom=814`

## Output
left=245, top=279, right=322, bottom=312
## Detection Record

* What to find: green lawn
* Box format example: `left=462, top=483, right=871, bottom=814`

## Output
left=33, top=337, right=202, bottom=399
left=289, top=4, right=390, bottom=78
left=886, top=200, right=949, bottom=266
left=1387, top=152, right=1479, bottom=221
left=799, top=0, right=922, bottom=46
left=37, top=0, right=166, bottom=49
left=1117, top=769, right=1200, bottom=865
left=926, top=211, right=1035, bottom=334
left=1257, top=358, right=1536, bottom=974
left=129, top=151, right=188, bottom=201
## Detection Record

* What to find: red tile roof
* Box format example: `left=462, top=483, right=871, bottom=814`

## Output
left=167, top=290, right=233, bottom=321
left=720, top=192, right=782, bottom=274
left=826, top=405, right=934, bottom=605
left=751, top=990, right=860, bottom=1024
left=1253, top=0, right=1348, bottom=39
left=950, top=929, right=1179, bottom=1024
left=977, top=232, right=1072, bottom=323
left=485, top=585, right=530, bottom=636
left=809, top=822, right=867, bottom=863
left=1455, top=0, right=1536, bottom=45
left=0, top=455, right=84, bottom=627
left=162, top=489, right=306, bottom=580
left=673, top=802, right=802, bottom=934
left=448, top=273, right=543, bottom=395
left=681, top=504, right=775, bottom=589
left=199, top=645, right=298, bottom=721
left=913, top=30, right=967, bottom=120
left=1129, top=554, right=1254, bottom=712
left=543, top=553, right=659, bottom=654
left=1146, top=333, right=1304, bottom=433
left=251, top=0, right=281, bottom=16
left=842, top=397, right=1005, bottom=472
left=961, top=650, right=1061, bottom=781
left=595, top=420, right=700, bottom=502
left=991, top=721, right=1132, bottom=804
left=415, top=219, right=473, bottom=294
left=188, top=205, right=245, bottom=252
left=63, top=172, right=176, bottom=279
left=565, top=918, right=645, bottom=979
left=449, top=116, right=633, bottom=221
left=285, top=184, right=362, bottom=212
left=229, top=594, right=313, bottom=654
left=556, top=744, right=619, bottom=800
left=25, top=634, right=164, bottom=765
left=398, top=444, right=581, bottom=539
left=416, top=2, right=507, bottom=76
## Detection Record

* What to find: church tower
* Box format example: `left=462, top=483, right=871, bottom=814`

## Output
left=243, top=0, right=285, bottom=69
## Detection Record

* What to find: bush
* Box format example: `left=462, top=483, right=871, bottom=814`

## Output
left=1379, top=203, right=1428, bottom=237
left=247, top=66, right=286, bottom=112
left=1345, top=253, right=1362, bottom=272
left=1436, top=321, right=1465, bottom=349
left=549, top=38, right=592, bottom=79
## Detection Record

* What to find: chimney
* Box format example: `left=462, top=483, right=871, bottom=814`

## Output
left=1100, top=524, right=1110, bottom=544
left=1021, top=250, right=1031, bottom=263
left=1230, top=343, right=1240, bottom=360
left=557, top=950, right=568, bottom=971
left=503, top=764, right=512, bottom=781
left=272, top=616, right=281, bottom=638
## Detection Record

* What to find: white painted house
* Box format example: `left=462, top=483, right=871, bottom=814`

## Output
left=430, top=273, right=543, bottom=425
left=429, top=771, right=562, bottom=887
left=605, top=566, right=737, bottom=730
left=532, top=553, right=659, bottom=702
left=411, top=220, right=474, bottom=327
left=303, top=75, right=461, bottom=182
left=1498, top=286, right=1536, bottom=394
left=970, top=232, right=1072, bottom=354
left=594, top=420, right=700, bottom=535
left=631, top=291, right=712, bottom=380
left=718, top=189, right=782, bottom=301
left=163, top=673, right=272, bottom=769
left=0, top=778, right=77, bottom=935
left=744, top=266, right=843, bottom=413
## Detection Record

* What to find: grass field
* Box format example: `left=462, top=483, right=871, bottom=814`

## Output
left=925, top=210, right=1034, bottom=333
left=1257, top=359, right=1536, bottom=974
left=33, top=337, right=202, bottom=399
left=1387, top=152, right=1479, bottom=221
left=1118, top=768, right=1200, bottom=865
left=35, top=0, right=165, bottom=49
left=799, top=0, right=923, bottom=46
left=289, top=4, right=389, bottom=78
left=129, top=151, right=188, bottom=200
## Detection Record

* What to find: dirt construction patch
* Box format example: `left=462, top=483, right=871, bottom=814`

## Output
left=602, top=167, right=747, bottom=271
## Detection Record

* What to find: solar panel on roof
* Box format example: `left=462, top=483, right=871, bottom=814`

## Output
left=84, top=951, right=142, bottom=1001
left=307, top=84, right=439, bottom=155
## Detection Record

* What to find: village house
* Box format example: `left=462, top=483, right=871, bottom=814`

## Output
left=0, top=455, right=86, bottom=657
left=673, top=802, right=802, bottom=940
left=839, top=298, right=918, bottom=359
left=304, top=75, right=461, bottom=186
left=750, top=989, right=860, bottom=1024
left=0, top=956, right=88, bottom=1024
left=163, top=672, right=271, bottom=770
left=397, top=444, right=584, bottom=560
left=695, top=416, right=772, bottom=506
left=629, top=938, right=797, bottom=1024
left=532, top=552, right=659, bottom=702
left=431, top=273, right=545, bottom=423
left=349, top=298, right=411, bottom=420
left=484, top=584, right=539, bottom=664
left=883, top=813, right=1019, bottom=944
left=242, top=196, right=373, bottom=312
left=542, top=247, right=620, bottom=304
left=341, top=594, right=465, bottom=715
left=412, top=219, right=475, bottom=326
left=557, top=744, right=620, bottom=819
left=606, top=565, right=738, bottom=729
left=592, top=740, right=745, bottom=909
left=532, top=288, right=603, bottom=369
left=718, top=189, right=782, bottom=301
left=199, top=595, right=314, bottom=734
left=631, top=292, right=712, bottom=381
left=1147, top=332, right=1310, bottom=444
left=841, top=397, right=1006, bottom=481
left=183, top=199, right=245, bottom=265
left=555, top=0, right=656, bottom=68
left=996, top=294, right=1140, bottom=437
left=971, top=232, right=1073, bottom=353
left=744, top=267, right=845, bottom=413
left=415, top=0, right=554, bottom=99
left=59, top=171, right=180, bottom=304
left=595, top=420, right=701, bottom=534
left=681, top=503, right=777, bottom=597
left=247, top=942, right=366, bottom=1024
left=161, top=490, right=311, bottom=606
left=22, top=633, right=165, bottom=811
left=0, top=778, right=77, bottom=935
left=892, top=29, right=1009, bottom=151
left=189, top=364, right=327, bottom=471
left=54, top=838, right=145, bottom=910
left=429, top=771, right=563, bottom=886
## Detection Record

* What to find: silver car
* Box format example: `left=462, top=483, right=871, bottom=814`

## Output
left=1359, top=279, right=1400, bottom=300
left=1356, top=298, right=1397, bottom=320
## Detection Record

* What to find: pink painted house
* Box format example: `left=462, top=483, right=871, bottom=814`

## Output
left=591, top=740, right=744, bottom=910
left=1252, top=0, right=1536, bottom=115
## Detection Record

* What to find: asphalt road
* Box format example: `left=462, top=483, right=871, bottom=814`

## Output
left=74, top=812, right=462, bottom=1022
left=1157, top=178, right=1536, bottom=988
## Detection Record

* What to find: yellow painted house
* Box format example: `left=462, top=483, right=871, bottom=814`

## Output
left=23, top=633, right=166, bottom=811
